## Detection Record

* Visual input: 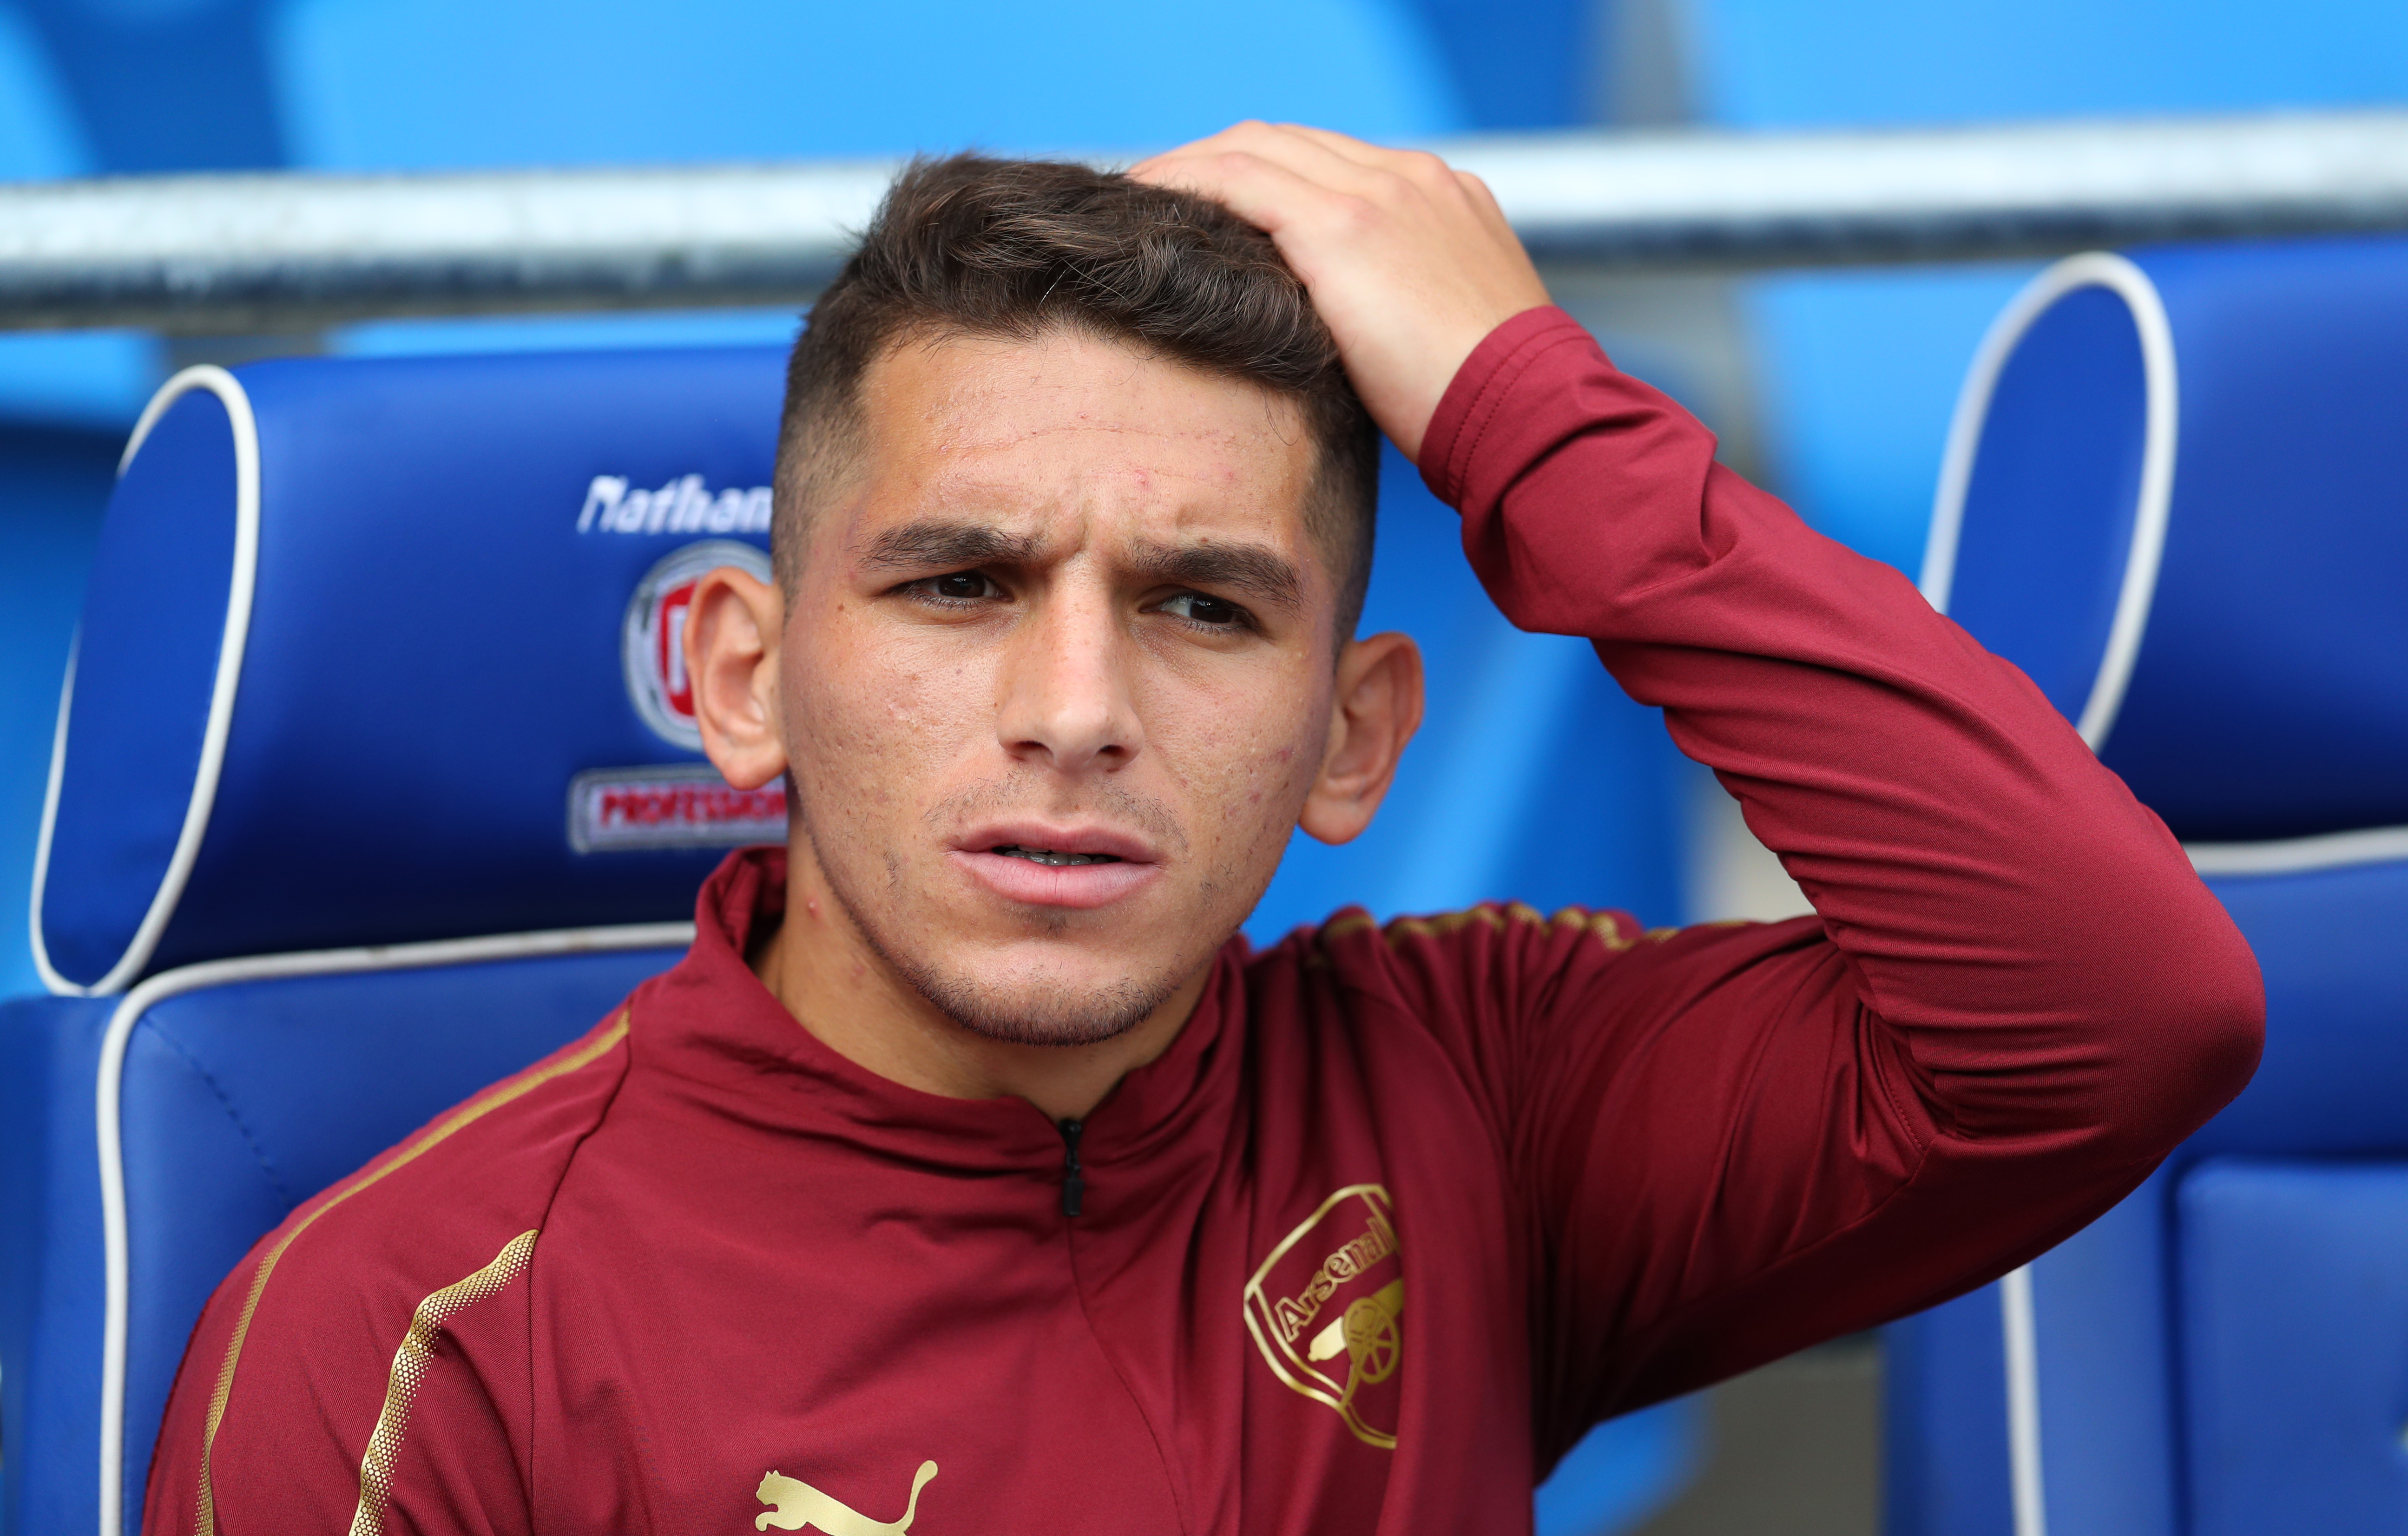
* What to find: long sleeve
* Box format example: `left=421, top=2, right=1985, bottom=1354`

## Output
left=1408, top=306, right=2263, bottom=1448
left=143, top=1210, right=539, bottom=1536
left=138, top=1011, right=633, bottom=1536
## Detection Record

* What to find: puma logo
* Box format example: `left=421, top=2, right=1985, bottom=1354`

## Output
left=754, top=1462, right=939, bottom=1535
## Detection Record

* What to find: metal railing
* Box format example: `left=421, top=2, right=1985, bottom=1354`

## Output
left=7, top=108, right=2408, bottom=332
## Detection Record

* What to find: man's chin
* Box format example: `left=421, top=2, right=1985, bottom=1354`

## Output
left=902, top=965, right=1180, bottom=1049
left=842, top=903, right=1205, bottom=1047
left=802, top=831, right=1237, bottom=1048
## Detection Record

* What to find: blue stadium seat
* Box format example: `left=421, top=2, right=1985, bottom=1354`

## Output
left=0, top=347, right=790, bottom=1536
left=1888, top=234, right=2408, bottom=1536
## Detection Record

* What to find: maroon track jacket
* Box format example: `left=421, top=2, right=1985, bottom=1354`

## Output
left=145, top=308, right=2263, bottom=1535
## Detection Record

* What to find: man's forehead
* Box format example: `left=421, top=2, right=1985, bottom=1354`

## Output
left=843, top=330, right=1324, bottom=560
left=862, top=329, right=1314, bottom=472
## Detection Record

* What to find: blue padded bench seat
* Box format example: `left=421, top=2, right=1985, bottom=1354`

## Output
left=1888, top=232, right=2408, bottom=1536
left=2178, top=1159, right=2408, bottom=1536
left=0, top=935, right=688, bottom=1534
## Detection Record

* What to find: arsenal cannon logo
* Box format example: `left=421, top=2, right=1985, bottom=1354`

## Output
left=1242, top=1184, right=1403, bottom=1449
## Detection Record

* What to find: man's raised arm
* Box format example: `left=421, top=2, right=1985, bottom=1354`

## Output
left=1138, top=126, right=2264, bottom=1426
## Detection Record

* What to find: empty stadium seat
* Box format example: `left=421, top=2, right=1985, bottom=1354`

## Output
left=1887, top=234, right=2408, bottom=1536
left=0, top=347, right=787, bottom=1536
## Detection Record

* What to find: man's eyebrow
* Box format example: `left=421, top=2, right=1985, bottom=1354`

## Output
left=856, top=520, right=1044, bottom=571
left=1132, top=540, right=1304, bottom=615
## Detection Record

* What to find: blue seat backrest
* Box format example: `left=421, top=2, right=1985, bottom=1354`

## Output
left=1889, top=234, right=2408, bottom=1536
left=1923, top=236, right=2408, bottom=838
left=33, top=347, right=786, bottom=994
left=3, top=346, right=792, bottom=1536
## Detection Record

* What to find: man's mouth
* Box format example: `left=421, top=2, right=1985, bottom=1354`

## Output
left=951, top=825, right=1160, bottom=909
left=992, top=845, right=1125, bottom=868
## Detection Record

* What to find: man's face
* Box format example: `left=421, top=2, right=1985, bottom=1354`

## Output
left=777, top=330, right=1343, bottom=1044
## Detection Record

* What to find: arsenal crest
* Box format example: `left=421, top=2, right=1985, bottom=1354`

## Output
left=1242, top=1184, right=1403, bottom=1449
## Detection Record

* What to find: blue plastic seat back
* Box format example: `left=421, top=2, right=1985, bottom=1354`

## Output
left=1927, top=235, right=2408, bottom=840
left=0, top=943, right=686, bottom=1536
left=4, top=342, right=797, bottom=1536
left=1890, top=234, right=2408, bottom=1536
left=33, top=348, right=784, bottom=998
left=1886, top=859, right=2408, bottom=1536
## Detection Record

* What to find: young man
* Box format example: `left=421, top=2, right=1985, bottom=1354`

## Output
left=146, top=125, right=2262, bottom=1535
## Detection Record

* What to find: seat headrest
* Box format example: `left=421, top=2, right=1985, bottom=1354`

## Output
left=33, top=347, right=790, bottom=994
left=1924, top=236, right=2408, bottom=843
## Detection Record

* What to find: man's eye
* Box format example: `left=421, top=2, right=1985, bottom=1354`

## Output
left=919, top=571, right=999, bottom=602
left=1161, top=592, right=1245, bottom=628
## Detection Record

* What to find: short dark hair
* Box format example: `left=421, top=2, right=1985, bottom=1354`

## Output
left=774, top=153, right=1380, bottom=643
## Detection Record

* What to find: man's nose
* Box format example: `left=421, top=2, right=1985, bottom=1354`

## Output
left=995, top=586, right=1143, bottom=774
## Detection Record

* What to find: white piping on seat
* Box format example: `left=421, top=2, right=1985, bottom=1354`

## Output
left=2001, top=1265, right=2048, bottom=1536
left=33, top=367, right=264, bottom=998
left=1926, top=253, right=2183, bottom=1536
left=2185, top=824, right=2408, bottom=877
left=94, top=920, right=694, bottom=1536
left=1985, top=813, right=2404, bottom=1536
left=1921, top=252, right=2181, bottom=754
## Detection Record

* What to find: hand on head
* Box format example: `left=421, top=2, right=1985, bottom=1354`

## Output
left=1129, top=123, right=1551, bottom=465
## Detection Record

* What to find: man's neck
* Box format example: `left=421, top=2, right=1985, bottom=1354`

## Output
left=749, top=848, right=1207, bottom=1124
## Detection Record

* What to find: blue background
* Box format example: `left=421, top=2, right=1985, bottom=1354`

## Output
left=4, top=0, right=2407, bottom=1530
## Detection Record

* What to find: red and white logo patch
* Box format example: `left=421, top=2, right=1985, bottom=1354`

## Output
left=621, top=539, right=772, bottom=750
left=566, top=765, right=787, bottom=853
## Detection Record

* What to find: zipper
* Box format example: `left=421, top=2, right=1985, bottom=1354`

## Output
left=1058, top=1118, right=1086, bottom=1219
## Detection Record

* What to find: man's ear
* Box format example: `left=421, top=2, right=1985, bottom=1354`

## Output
left=1299, top=630, right=1424, bottom=846
left=686, top=565, right=788, bottom=790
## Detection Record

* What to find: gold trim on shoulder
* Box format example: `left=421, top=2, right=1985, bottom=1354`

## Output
left=1317, top=911, right=1377, bottom=944
left=1548, top=906, right=1637, bottom=950
left=1313, top=902, right=1651, bottom=968
left=191, top=1011, right=630, bottom=1536
left=1381, top=907, right=1505, bottom=945
left=349, top=1230, right=539, bottom=1536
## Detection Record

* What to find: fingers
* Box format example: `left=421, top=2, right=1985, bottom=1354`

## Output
left=1132, top=120, right=1350, bottom=173
left=1130, top=124, right=1495, bottom=269
left=1126, top=121, right=1288, bottom=182
left=1135, top=122, right=1465, bottom=208
left=1134, top=123, right=1388, bottom=209
left=1125, top=120, right=1551, bottom=465
left=1152, top=121, right=1444, bottom=185
left=1277, top=125, right=1465, bottom=198
left=1131, top=145, right=1348, bottom=244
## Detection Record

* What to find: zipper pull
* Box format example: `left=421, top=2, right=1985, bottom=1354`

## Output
left=1058, top=1118, right=1086, bottom=1219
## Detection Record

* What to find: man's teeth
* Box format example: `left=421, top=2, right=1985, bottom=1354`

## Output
left=994, top=845, right=1122, bottom=867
